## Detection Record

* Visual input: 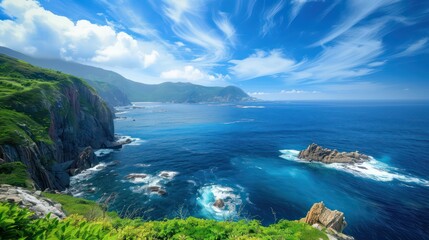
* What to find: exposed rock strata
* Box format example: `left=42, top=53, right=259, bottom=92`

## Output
left=0, top=69, right=115, bottom=190
left=298, top=143, right=369, bottom=164
left=0, top=184, right=66, bottom=219
left=301, top=202, right=354, bottom=240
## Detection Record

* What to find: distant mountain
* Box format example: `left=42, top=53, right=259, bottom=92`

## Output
left=0, top=47, right=253, bottom=104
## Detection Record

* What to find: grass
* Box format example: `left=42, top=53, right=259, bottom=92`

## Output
left=41, top=193, right=111, bottom=219
left=0, top=108, right=52, bottom=145
left=0, top=54, right=99, bottom=146
left=0, top=201, right=329, bottom=240
left=0, top=162, right=33, bottom=188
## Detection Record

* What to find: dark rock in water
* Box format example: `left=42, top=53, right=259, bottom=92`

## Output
left=213, top=199, right=225, bottom=209
left=125, top=173, right=147, bottom=179
left=107, top=160, right=120, bottom=167
left=301, top=202, right=354, bottom=240
left=298, top=143, right=369, bottom=164
left=147, top=186, right=167, bottom=196
left=68, top=147, right=95, bottom=176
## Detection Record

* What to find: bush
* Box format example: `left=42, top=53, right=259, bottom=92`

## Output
left=0, top=202, right=328, bottom=240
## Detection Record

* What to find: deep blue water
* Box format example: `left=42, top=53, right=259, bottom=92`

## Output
left=70, top=101, right=429, bottom=240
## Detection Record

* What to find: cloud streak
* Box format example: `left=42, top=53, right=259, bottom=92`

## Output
left=260, top=0, right=286, bottom=37
left=313, top=0, right=398, bottom=46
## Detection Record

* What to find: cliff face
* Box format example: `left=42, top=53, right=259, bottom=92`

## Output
left=0, top=55, right=114, bottom=190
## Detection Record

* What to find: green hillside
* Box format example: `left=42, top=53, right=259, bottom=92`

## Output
left=0, top=47, right=252, bottom=103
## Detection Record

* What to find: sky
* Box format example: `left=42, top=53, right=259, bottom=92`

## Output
left=0, top=0, right=428, bottom=100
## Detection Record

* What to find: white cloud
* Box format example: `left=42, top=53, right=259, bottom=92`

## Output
left=260, top=0, right=286, bottom=37
left=313, top=0, right=398, bottom=46
left=394, top=37, right=429, bottom=58
left=175, top=41, right=185, bottom=47
left=161, top=0, right=230, bottom=62
left=160, top=66, right=230, bottom=86
left=229, top=50, right=297, bottom=80
left=0, top=0, right=230, bottom=86
left=213, top=12, right=236, bottom=46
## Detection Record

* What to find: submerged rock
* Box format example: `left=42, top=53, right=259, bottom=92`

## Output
left=213, top=199, right=225, bottom=209
left=298, top=143, right=369, bottom=164
left=125, top=173, right=148, bottom=179
left=301, top=202, right=354, bottom=240
left=147, top=186, right=167, bottom=196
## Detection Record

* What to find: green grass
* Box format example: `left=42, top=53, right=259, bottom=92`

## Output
left=0, top=202, right=328, bottom=240
left=0, top=108, right=52, bottom=145
left=0, top=54, right=99, bottom=146
left=0, top=162, right=33, bottom=188
left=41, top=193, right=110, bottom=219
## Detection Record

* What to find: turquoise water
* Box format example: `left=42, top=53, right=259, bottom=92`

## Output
left=70, top=101, right=429, bottom=240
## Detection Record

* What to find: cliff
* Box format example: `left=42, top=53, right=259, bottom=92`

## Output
left=298, top=143, right=369, bottom=164
left=0, top=54, right=114, bottom=190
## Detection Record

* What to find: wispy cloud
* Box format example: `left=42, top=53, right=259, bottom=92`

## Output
left=229, top=49, right=297, bottom=80
left=245, top=0, right=257, bottom=20
left=161, top=0, right=231, bottom=63
left=260, top=0, right=286, bottom=37
left=213, top=12, right=237, bottom=46
left=393, top=37, right=429, bottom=58
left=312, top=0, right=398, bottom=46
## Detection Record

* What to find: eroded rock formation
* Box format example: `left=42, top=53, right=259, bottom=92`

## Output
left=298, top=143, right=369, bottom=164
left=301, top=202, right=354, bottom=240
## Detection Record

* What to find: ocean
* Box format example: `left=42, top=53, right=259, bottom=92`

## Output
left=70, top=101, right=429, bottom=240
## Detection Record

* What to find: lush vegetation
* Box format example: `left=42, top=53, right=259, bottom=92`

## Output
left=0, top=202, right=328, bottom=240
left=0, top=162, right=33, bottom=188
left=41, top=192, right=114, bottom=220
left=0, top=54, right=95, bottom=146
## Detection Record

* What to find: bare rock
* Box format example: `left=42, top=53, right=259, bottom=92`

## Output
left=125, top=173, right=147, bottom=179
left=298, top=143, right=369, bottom=164
left=0, top=185, right=66, bottom=219
left=302, top=202, right=347, bottom=233
left=213, top=199, right=225, bottom=209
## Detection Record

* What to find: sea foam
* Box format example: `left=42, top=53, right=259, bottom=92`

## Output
left=196, top=185, right=243, bottom=220
left=279, top=149, right=429, bottom=187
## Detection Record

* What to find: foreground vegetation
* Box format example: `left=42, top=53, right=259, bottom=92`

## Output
left=0, top=202, right=327, bottom=240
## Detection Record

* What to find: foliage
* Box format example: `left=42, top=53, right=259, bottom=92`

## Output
left=41, top=193, right=109, bottom=220
left=0, top=162, right=33, bottom=188
left=0, top=202, right=328, bottom=240
left=0, top=54, right=97, bottom=146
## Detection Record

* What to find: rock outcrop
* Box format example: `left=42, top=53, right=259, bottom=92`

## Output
left=298, top=143, right=369, bottom=164
left=0, top=55, right=115, bottom=190
left=0, top=184, right=66, bottom=219
left=213, top=199, right=225, bottom=209
left=301, top=202, right=354, bottom=240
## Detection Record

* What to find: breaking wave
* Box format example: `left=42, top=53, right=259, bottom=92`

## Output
left=279, top=149, right=429, bottom=187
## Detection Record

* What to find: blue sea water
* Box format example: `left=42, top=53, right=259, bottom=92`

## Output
left=70, top=101, right=429, bottom=240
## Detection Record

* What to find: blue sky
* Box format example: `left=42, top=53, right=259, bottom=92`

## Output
left=0, top=0, right=428, bottom=100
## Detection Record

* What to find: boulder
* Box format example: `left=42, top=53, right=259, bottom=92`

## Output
left=0, top=185, right=66, bottom=219
left=213, top=199, right=225, bottom=209
left=298, top=143, right=369, bottom=164
left=301, top=202, right=347, bottom=233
